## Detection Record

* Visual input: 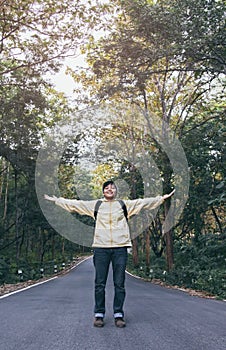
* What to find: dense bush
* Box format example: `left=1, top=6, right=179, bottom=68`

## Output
left=0, top=258, right=12, bottom=283
left=0, top=253, right=89, bottom=285
left=127, top=233, right=226, bottom=299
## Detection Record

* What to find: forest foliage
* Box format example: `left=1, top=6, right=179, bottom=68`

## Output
left=0, top=0, right=225, bottom=297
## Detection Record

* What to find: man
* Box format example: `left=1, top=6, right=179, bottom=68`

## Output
left=44, top=180, right=175, bottom=328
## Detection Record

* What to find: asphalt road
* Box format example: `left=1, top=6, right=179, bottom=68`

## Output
left=0, top=257, right=225, bottom=350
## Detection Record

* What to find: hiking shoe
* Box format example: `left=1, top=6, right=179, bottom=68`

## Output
left=94, top=317, right=104, bottom=327
left=115, top=317, right=126, bottom=328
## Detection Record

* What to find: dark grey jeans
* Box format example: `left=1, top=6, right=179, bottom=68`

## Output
left=93, top=247, right=128, bottom=317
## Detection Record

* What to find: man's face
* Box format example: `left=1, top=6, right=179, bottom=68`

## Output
left=103, top=184, right=117, bottom=201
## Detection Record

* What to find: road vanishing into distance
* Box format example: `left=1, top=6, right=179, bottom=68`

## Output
left=0, top=257, right=225, bottom=350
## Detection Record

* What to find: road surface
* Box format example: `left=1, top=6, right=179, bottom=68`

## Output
left=0, top=257, right=225, bottom=350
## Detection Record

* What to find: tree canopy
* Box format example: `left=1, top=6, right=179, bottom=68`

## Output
left=0, top=0, right=225, bottom=297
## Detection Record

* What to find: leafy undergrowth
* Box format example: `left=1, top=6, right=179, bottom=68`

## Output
left=126, top=234, right=226, bottom=301
left=0, top=256, right=90, bottom=297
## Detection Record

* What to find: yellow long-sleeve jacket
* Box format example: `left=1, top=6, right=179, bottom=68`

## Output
left=55, top=196, right=164, bottom=248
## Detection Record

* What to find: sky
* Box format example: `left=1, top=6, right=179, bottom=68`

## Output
left=46, top=52, right=88, bottom=97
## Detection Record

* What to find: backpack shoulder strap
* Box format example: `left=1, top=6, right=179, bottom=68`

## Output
left=118, top=199, right=128, bottom=222
left=94, top=200, right=102, bottom=220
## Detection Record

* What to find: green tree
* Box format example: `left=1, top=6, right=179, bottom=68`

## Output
left=69, top=0, right=225, bottom=271
left=0, top=0, right=110, bottom=281
left=180, top=104, right=225, bottom=238
left=0, top=0, right=104, bottom=78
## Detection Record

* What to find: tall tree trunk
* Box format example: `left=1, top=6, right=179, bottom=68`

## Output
left=211, top=205, right=223, bottom=234
left=39, top=228, right=45, bottom=264
left=52, top=232, right=55, bottom=260
left=164, top=200, right=174, bottom=271
left=3, top=162, right=10, bottom=221
left=62, top=237, right=65, bottom=256
left=132, top=237, right=139, bottom=267
left=15, top=168, right=20, bottom=264
left=145, top=228, right=150, bottom=274
left=0, top=159, right=5, bottom=200
left=130, top=165, right=139, bottom=267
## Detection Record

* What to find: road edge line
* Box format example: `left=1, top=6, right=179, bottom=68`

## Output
left=0, top=276, right=58, bottom=300
left=0, top=256, right=92, bottom=300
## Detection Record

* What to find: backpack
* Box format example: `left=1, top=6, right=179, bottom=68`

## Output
left=94, top=200, right=128, bottom=222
